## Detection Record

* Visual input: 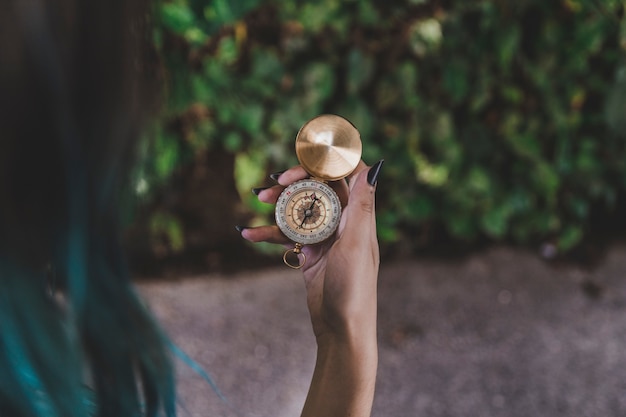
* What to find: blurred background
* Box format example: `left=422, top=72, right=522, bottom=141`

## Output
left=128, top=2, right=626, bottom=416
left=127, top=0, right=626, bottom=275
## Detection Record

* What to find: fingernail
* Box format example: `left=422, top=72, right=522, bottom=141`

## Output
left=235, top=225, right=248, bottom=233
left=367, top=159, right=384, bottom=186
left=252, top=187, right=269, bottom=195
left=269, top=170, right=286, bottom=182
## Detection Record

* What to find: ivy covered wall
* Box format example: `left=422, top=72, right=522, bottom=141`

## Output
left=131, top=0, right=626, bottom=270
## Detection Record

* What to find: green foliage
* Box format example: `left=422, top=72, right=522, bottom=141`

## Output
left=150, top=211, right=185, bottom=253
left=143, top=0, right=626, bottom=258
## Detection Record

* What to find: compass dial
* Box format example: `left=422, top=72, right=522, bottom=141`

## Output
left=275, top=179, right=342, bottom=245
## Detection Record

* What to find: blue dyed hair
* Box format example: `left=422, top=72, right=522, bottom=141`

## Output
left=0, top=1, right=176, bottom=416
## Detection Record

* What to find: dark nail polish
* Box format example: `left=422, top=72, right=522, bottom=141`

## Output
left=367, top=159, right=384, bottom=186
left=270, top=170, right=286, bottom=182
left=235, top=225, right=248, bottom=233
left=252, top=187, right=269, bottom=195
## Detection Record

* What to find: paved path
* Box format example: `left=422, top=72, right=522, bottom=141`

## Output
left=138, top=245, right=626, bottom=417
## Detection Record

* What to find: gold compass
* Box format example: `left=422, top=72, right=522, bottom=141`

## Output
left=275, top=114, right=362, bottom=269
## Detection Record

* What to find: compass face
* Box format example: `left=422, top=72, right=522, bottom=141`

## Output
left=275, top=179, right=342, bottom=245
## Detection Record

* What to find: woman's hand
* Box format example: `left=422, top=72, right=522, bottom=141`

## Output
left=239, top=160, right=382, bottom=338
left=238, top=159, right=383, bottom=417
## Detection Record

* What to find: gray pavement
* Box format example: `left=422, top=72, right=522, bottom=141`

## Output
left=138, top=245, right=626, bottom=417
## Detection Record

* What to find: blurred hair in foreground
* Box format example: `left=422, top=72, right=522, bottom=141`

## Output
left=0, top=1, right=176, bottom=416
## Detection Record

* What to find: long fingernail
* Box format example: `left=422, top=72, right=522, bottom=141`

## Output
left=269, top=170, right=286, bottom=182
left=252, top=187, right=269, bottom=196
left=367, top=159, right=384, bottom=186
left=235, top=225, right=248, bottom=233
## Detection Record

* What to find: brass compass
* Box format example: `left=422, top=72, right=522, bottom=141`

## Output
left=275, top=114, right=362, bottom=269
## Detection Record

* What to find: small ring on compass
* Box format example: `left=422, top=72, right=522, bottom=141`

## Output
left=283, top=248, right=306, bottom=269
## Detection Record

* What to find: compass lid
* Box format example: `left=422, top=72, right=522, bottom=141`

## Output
left=295, top=114, right=362, bottom=181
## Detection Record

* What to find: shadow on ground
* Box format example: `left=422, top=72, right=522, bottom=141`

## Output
left=138, top=244, right=626, bottom=417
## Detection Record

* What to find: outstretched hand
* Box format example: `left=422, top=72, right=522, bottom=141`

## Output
left=239, top=159, right=382, bottom=417
left=239, top=160, right=383, bottom=339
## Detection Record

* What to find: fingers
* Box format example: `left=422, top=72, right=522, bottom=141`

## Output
left=255, top=165, right=309, bottom=203
left=257, top=165, right=350, bottom=207
left=255, top=185, right=284, bottom=204
left=239, top=165, right=309, bottom=246
left=275, top=166, right=309, bottom=186
left=239, top=225, right=291, bottom=245
left=239, top=160, right=384, bottom=249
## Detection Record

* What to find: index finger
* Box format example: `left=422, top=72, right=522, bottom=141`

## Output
left=276, top=165, right=309, bottom=186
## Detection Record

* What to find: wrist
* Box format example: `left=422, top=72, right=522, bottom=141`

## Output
left=315, top=315, right=378, bottom=357
left=318, top=289, right=378, bottom=343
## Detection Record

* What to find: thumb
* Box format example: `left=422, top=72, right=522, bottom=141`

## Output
left=338, top=160, right=384, bottom=244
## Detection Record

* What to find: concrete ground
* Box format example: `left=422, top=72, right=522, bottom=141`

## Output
left=138, top=244, right=626, bottom=417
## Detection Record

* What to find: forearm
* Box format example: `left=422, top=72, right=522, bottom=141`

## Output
left=301, top=325, right=378, bottom=417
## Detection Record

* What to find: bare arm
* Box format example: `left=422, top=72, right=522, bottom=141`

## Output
left=240, top=160, right=382, bottom=417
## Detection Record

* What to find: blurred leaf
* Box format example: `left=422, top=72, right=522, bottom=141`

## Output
left=409, top=18, right=443, bottom=56
left=357, top=2, right=379, bottom=25
left=532, top=162, right=560, bottom=203
left=605, top=66, right=626, bottom=135
left=481, top=203, right=511, bottom=238
left=443, top=61, right=469, bottom=103
left=249, top=50, right=284, bottom=85
left=338, top=98, right=375, bottom=142
left=302, top=62, right=335, bottom=109
left=216, top=37, right=239, bottom=65
left=497, top=26, right=520, bottom=69
left=234, top=152, right=265, bottom=196
left=347, top=49, right=374, bottom=94
left=224, top=131, right=243, bottom=152
left=567, top=196, right=590, bottom=220
left=415, top=157, right=449, bottom=187
left=184, top=27, right=207, bottom=44
left=500, top=111, right=522, bottom=136
left=236, top=104, right=265, bottom=135
left=446, top=211, right=478, bottom=239
left=467, top=166, right=491, bottom=196
left=377, top=210, right=399, bottom=242
left=150, top=211, right=185, bottom=253
left=508, top=188, right=534, bottom=213
left=558, top=225, right=584, bottom=251
left=160, top=3, right=195, bottom=34
left=406, top=195, right=435, bottom=221
left=154, top=131, right=180, bottom=181
left=501, top=86, right=524, bottom=104
left=398, top=63, right=419, bottom=108
left=298, top=1, right=344, bottom=33
left=507, top=133, right=541, bottom=160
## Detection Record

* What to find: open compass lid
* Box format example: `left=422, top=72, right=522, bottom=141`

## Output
left=294, top=114, right=363, bottom=181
